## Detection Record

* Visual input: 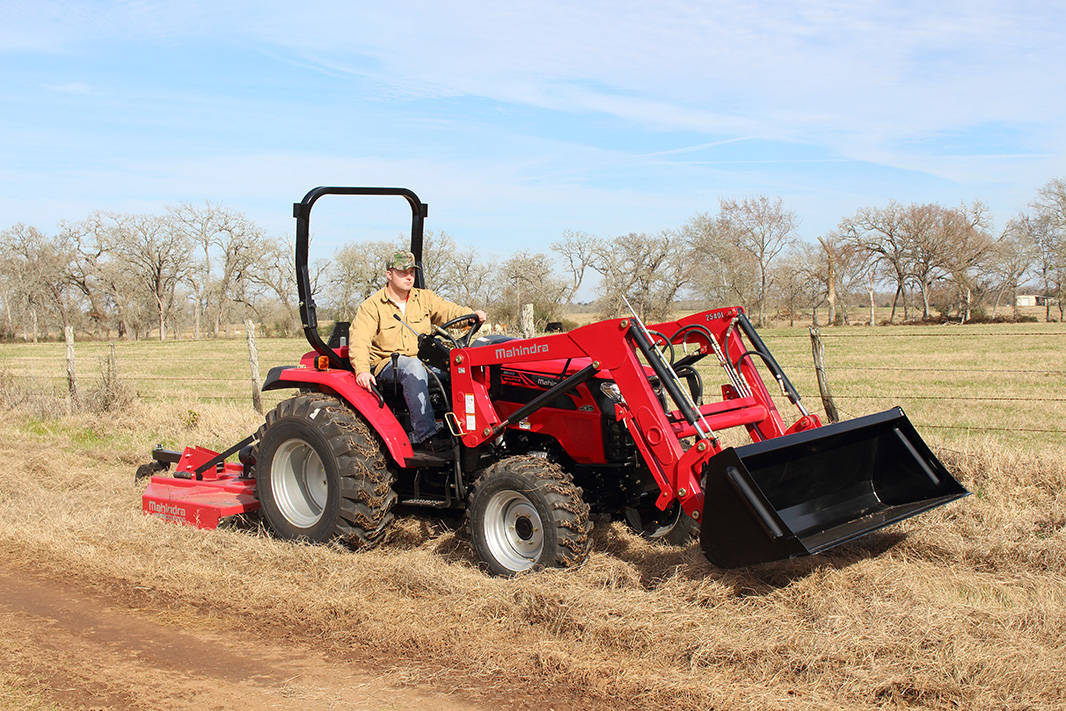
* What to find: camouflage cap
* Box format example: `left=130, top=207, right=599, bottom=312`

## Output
left=386, top=250, right=418, bottom=271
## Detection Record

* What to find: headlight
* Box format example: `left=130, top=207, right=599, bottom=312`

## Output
left=600, top=382, right=624, bottom=404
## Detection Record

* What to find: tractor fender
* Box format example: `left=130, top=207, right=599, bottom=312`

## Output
left=262, top=365, right=414, bottom=466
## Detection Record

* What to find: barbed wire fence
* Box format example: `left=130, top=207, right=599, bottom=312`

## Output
left=792, top=328, right=1066, bottom=438
left=1, top=329, right=1064, bottom=438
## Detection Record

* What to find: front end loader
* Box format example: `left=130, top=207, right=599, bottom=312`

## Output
left=140, top=187, right=968, bottom=575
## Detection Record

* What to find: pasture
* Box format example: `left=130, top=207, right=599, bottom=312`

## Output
left=2, top=317, right=1063, bottom=452
left=0, top=321, right=1063, bottom=710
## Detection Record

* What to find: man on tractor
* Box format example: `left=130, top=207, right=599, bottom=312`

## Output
left=352, top=249, right=486, bottom=451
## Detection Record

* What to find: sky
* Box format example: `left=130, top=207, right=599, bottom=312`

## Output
left=2, top=0, right=1065, bottom=286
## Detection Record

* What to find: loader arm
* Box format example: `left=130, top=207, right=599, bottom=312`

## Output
left=449, top=311, right=781, bottom=521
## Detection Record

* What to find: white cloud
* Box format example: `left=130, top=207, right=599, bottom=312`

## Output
left=234, top=1, right=1065, bottom=172
left=10, top=2, right=1065, bottom=148
left=3, top=0, right=1064, bottom=240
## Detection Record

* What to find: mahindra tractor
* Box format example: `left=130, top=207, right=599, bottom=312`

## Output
left=139, top=187, right=968, bottom=575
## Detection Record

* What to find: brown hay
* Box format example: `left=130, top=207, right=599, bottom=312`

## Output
left=0, top=402, right=1063, bottom=711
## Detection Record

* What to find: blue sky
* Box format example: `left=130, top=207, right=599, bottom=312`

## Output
left=2, top=1, right=1064, bottom=273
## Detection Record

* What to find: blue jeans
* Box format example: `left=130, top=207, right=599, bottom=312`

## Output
left=377, top=355, right=440, bottom=444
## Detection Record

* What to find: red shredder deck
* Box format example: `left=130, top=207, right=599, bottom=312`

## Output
left=142, top=446, right=259, bottom=528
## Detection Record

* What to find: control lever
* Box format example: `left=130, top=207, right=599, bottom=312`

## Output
left=390, top=352, right=400, bottom=401
left=434, top=325, right=459, bottom=347
left=393, top=313, right=458, bottom=348
left=393, top=313, right=422, bottom=340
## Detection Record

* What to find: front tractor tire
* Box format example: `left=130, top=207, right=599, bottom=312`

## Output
left=254, top=393, right=396, bottom=546
left=467, top=456, right=592, bottom=576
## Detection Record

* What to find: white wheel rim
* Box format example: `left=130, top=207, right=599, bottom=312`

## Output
left=483, top=490, right=544, bottom=572
left=272, top=438, right=328, bottom=528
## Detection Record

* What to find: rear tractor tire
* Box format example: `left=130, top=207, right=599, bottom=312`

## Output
left=467, top=456, right=592, bottom=576
left=254, top=393, right=396, bottom=546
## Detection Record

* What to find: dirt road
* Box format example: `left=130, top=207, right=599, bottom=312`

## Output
left=0, top=567, right=489, bottom=711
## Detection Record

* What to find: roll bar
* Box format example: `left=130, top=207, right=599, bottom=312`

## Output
left=292, top=186, right=429, bottom=370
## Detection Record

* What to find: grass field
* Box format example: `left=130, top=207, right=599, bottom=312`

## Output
left=2, top=318, right=1063, bottom=453
left=0, top=320, right=1064, bottom=709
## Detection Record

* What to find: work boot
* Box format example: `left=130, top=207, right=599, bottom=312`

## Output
left=411, top=427, right=452, bottom=456
left=413, top=434, right=451, bottom=456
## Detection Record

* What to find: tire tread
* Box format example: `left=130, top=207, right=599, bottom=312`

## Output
left=467, top=454, right=592, bottom=574
left=254, top=392, right=396, bottom=546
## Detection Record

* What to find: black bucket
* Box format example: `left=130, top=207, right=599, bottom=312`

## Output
left=699, top=408, right=968, bottom=568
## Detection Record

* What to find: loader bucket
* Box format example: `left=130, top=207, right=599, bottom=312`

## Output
left=699, top=408, right=968, bottom=568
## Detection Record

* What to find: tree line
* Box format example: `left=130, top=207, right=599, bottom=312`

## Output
left=2, top=179, right=1064, bottom=342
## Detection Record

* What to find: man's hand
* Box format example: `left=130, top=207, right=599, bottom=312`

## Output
left=356, top=371, right=376, bottom=390
left=474, top=309, right=488, bottom=324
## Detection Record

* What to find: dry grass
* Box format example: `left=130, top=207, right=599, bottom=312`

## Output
left=0, top=394, right=1063, bottom=710
left=0, top=322, right=1063, bottom=708
left=0, top=678, right=59, bottom=711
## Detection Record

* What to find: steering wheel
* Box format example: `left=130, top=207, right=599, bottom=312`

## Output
left=438, top=313, right=483, bottom=348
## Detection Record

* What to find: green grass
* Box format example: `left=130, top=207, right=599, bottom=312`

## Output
left=20, top=418, right=108, bottom=447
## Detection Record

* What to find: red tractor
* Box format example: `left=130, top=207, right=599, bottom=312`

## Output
left=140, top=187, right=968, bottom=575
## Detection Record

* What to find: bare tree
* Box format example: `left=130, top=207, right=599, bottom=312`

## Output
left=446, top=249, right=497, bottom=311
left=803, top=234, right=863, bottom=326
left=59, top=214, right=114, bottom=337
left=717, top=196, right=798, bottom=326
left=105, top=214, right=192, bottom=341
left=1033, top=179, right=1066, bottom=320
left=551, top=230, right=597, bottom=305
left=100, top=246, right=145, bottom=340
left=839, top=202, right=911, bottom=322
left=833, top=239, right=870, bottom=325
left=900, top=203, right=951, bottom=320
left=327, top=240, right=398, bottom=321
left=0, top=226, right=45, bottom=340
left=418, top=230, right=456, bottom=297
left=770, top=247, right=817, bottom=327
left=169, top=202, right=279, bottom=337
left=990, top=217, right=1036, bottom=318
left=817, top=237, right=839, bottom=325
left=1, top=224, right=81, bottom=337
left=170, top=202, right=222, bottom=338
left=1035, top=178, right=1066, bottom=227
left=420, top=230, right=496, bottom=309
left=211, top=217, right=267, bottom=334
left=498, top=251, right=568, bottom=329
left=592, top=231, right=690, bottom=321
left=684, top=213, right=759, bottom=311
left=244, top=236, right=307, bottom=335
left=1023, top=212, right=1061, bottom=322
left=940, top=202, right=996, bottom=323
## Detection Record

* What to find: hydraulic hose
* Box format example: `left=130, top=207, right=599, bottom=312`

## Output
left=671, top=323, right=750, bottom=398
left=734, top=313, right=809, bottom=416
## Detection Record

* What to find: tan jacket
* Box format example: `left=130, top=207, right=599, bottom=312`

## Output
left=350, top=287, right=471, bottom=375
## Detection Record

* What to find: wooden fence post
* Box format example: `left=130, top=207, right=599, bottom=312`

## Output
left=108, top=343, right=117, bottom=379
left=104, top=343, right=118, bottom=407
left=521, top=303, right=535, bottom=338
left=64, top=325, right=78, bottom=411
left=246, top=319, right=263, bottom=414
left=808, top=326, right=839, bottom=423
